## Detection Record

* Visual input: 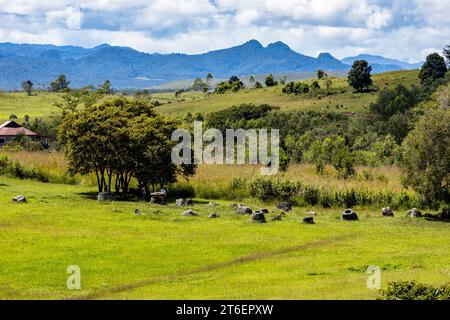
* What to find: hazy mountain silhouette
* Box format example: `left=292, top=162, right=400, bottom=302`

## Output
left=0, top=40, right=421, bottom=89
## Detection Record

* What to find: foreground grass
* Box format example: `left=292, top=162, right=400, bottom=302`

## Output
left=0, top=176, right=449, bottom=300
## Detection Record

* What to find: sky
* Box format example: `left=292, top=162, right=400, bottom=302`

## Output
left=0, top=0, right=448, bottom=62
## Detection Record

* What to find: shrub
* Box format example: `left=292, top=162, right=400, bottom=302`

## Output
left=380, top=281, right=450, bottom=300
left=282, top=82, right=310, bottom=95
left=301, top=185, right=320, bottom=206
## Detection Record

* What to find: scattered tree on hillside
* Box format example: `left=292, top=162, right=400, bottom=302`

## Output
left=215, top=76, right=245, bottom=94
left=249, top=75, right=255, bottom=86
left=265, top=74, right=278, bottom=87
left=443, top=45, right=450, bottom=67
left=317, top=69, right=327, bottom=80
left=419, top=53, right=448, bottom=84
left=348, top=60, right=373, bottom=92
left=192, top=78, right=209, bottom=92
left=49, top=74, right=70, bottom=92
left=21, top=80, right=33, bottom=96
left=254, top=81, right=263, bottom=89
left=206, top=72, right=213, bottom=85
left=98, top=80, right=112, bottom=94
left=400, top=109, right=450, bottom=205
left=54, top=87, right=101, bottom=116
left=9, top=114, right=18, bottom=120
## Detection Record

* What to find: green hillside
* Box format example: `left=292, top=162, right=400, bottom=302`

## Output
left=0, top=70, right=420, bottom=122
left=156, top=70, right=420, bottom=114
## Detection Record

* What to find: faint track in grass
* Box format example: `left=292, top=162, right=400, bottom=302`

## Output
left=68, top=233, right=356, bottom=300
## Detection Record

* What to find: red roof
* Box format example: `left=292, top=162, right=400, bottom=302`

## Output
left=0, top=121, right=38, bottom=137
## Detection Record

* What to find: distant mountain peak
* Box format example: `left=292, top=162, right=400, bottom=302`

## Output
left=317, top=52, right=335, bottom=59
left=267, top=41, right=291, bottom=51
left=242, top=39, right=263, bottom=48
left=94, top=43, right=111, bottom=50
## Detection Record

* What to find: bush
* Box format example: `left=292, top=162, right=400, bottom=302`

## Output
left=380, top=281, right=450, bottom=300
left=282, top=82, right=310, bottom=95
left=0, top=154, right=11, bottom=174
left=248, top=177, right=301, bottom=201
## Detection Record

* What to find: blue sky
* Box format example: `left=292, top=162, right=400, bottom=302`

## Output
left=0, top=0, right=448, bottom=62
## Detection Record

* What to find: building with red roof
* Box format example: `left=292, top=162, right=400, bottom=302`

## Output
left=0, top=120, right=38, bottom=147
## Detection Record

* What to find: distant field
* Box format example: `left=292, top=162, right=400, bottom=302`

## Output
left=0, top=92, right=62, bottom=121
left=0, top=70, right=420, bottom=122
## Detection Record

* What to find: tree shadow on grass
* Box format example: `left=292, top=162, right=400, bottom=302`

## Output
left=0, top=183, right=9, bottom=187
left=77, top=191, right=145, bottom=202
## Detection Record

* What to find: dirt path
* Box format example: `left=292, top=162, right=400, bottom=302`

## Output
left=68, top=233, right=355, bottom=300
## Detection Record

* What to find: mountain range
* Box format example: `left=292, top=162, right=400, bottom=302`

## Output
left=0, top=40, right=422, bottom=90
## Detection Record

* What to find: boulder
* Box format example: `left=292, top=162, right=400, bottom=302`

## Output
left=381, top=207, right=394, bottom=217
left=150, top=196, right=164, bottom=204
left=258, top=208, right=269, bottom=214
left=438, top=208, right=450, bottom=220
left=251, top=211, right=267, bottom=223
left=182, top=209, right=198, bottom=216
left=176, top=198, right=193, bottom=206
left=342, top=209, right=358, bottom=221
left=12, top=195, right=27, bottom=203
left=134, top=208, right=141, bottom=215
left=271, top=214, right=283, bottom=221
left=303, top=217, right=315, bottom=224
left=97, top=192, right=114, bottom=201
left=208, top=213, right=219, bottom=219
left=276, top=201, right=292, bottom=211
left=229, top=203, right=238, bottom=209
left=237, top=205, right=252, bottom=215
left=406, top=208, right=422, bottom=218
left=307, top=211, right=316, bottom=216
left=208, top=202, right=220, bottom=207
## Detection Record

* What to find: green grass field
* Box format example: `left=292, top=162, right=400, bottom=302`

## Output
left=1, top=176, right=449, bottom=300
left=2, top=69, right=448, bottom=300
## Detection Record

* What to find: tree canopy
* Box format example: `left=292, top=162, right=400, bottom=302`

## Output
left=58, top=97, right=195, bottom=194
left=419, top=53, right=448, bottom=84
left=400, top=109, right=450, bottom=205
left=348, top=60, right=373, bottom=92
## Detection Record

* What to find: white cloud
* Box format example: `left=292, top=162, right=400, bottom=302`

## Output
left=0, top=0, right=448, bottom=62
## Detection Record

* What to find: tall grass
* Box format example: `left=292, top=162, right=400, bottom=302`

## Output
left=1, top=151, right=96, bottom=186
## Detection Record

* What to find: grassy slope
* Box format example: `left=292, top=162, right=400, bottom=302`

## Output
left=156, top=70, right=420, bottom=114
left=1, top=176, right=449, bottom=300
left=0, top=92, right=63, bottom=121
left=0, top=70, right=419, bottom=122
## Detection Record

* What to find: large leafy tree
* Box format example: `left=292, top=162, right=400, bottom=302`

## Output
left=400, top=109, right=450, bottom=205
left=58, top=97, right=194, bottom=194
left=348, top=60, right=373, bottom=92
left=419, top=53, right=448, bottom=84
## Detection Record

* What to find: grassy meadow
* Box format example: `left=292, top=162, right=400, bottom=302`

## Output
left=1, top=176, right=449, bottom=300
left=1, top=69, right=449, bottom=300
